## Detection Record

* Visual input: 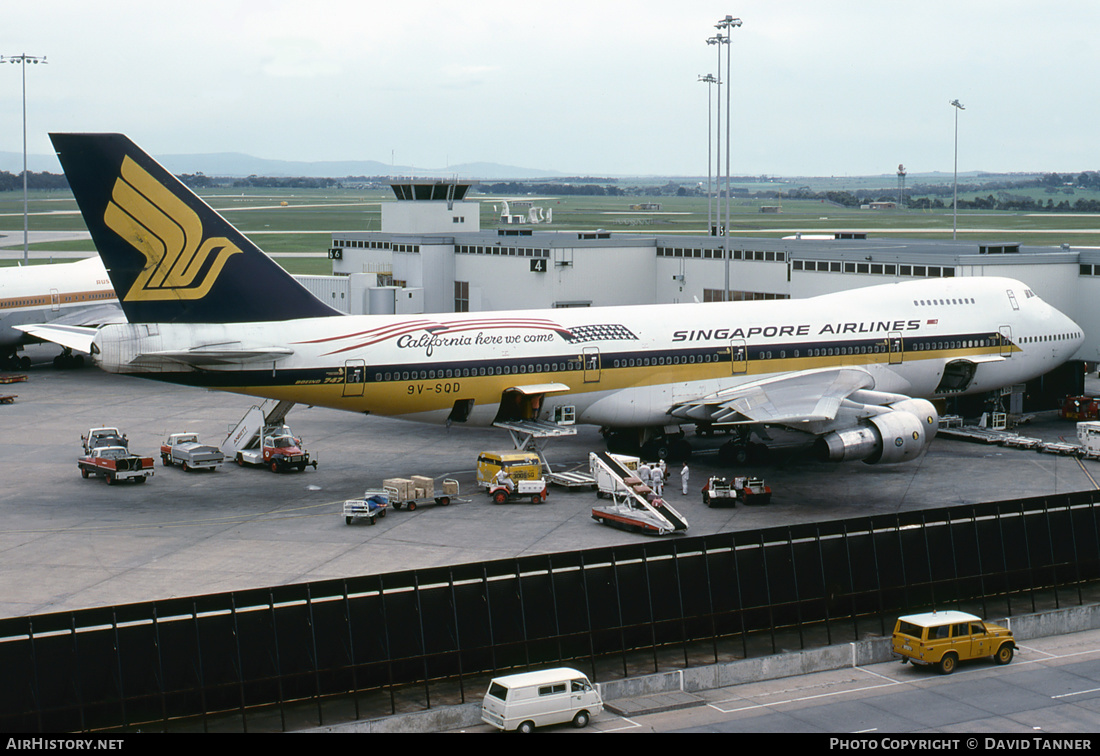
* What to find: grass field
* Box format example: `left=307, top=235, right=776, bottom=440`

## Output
left=2, top=181, right=1099, bottom=272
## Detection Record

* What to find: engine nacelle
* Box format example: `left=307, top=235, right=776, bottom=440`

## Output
left=815, top=399, right=940, bottom=464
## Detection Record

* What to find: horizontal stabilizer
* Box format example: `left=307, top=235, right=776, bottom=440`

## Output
left=15, top=324, right=97, bottom=354
left=127, top=345, right=294, bottom=369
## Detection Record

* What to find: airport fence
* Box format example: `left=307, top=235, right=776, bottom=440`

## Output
left=2, top=489, right=1100, bottom=732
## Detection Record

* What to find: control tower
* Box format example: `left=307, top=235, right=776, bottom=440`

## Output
left=382, top=179, right=481, bottom=233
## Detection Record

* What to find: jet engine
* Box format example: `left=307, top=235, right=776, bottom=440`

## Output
left=815, top=398, right=940, bottom=465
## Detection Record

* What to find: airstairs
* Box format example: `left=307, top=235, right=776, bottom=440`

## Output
left=221, top=400, right=297, bottom=457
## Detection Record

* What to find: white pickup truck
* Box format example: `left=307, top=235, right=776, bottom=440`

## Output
left=160, top=433, right=225, bottom=471
left=78, top=446, right=154, bottom=485
left=82, top=427, right=128, bottom=455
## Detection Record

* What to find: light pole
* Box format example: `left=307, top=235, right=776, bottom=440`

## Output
left=698, top=74, right=717, bottom=234
left=715, top=16, right=741, bottom=301
left=2, top=53, right=47, bottom=265
left=950, top=99, right=964, bottom=241
left=705, top=34, right=725, bottom=239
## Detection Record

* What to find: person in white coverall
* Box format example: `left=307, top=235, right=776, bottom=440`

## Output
left=680, top=463, right=689, bottom=495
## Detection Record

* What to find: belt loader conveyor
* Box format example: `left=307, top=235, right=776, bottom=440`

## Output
left=589, top=451, right=688, bottom=535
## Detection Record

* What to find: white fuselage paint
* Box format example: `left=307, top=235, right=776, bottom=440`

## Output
left=0, top=257, right=117, bottom=348
left=88, top=276, right=1084, bottom=430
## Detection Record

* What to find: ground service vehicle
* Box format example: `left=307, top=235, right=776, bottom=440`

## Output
left=384, top=476, right=460, bottom=511
left=1061, top=396, right=1100, bottom=420
left=476, top=451, right=542, bottom=489
left=343, top=489, right=389, bottom=525
left=160, top=433, right=225, bottom=471
left=82, top=427, right=128, bottom=454
left=488, top=478, right=547, bottom=505
left=481, top=667, right=602, bottom=733
left=78, top=446, right=154, bottom=485
left=235, top=424, right=317, bottom=473
left=701, top=475, right=772, bottom=506
left=892, top=610, right=1016, bottom=674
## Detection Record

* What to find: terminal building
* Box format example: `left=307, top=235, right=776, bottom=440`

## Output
left=302, top=180, right=1098, bottom=412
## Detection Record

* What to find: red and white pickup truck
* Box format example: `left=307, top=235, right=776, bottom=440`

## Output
left=78, top=446, right=155, bottom=485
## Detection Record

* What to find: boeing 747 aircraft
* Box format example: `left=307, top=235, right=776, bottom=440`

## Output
left=21, top=133, right=1086, bottom=464
left=0, top=255, right=119, bottom=369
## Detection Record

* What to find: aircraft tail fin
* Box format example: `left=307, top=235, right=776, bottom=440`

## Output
left=49, top=133, right=342, bottom=324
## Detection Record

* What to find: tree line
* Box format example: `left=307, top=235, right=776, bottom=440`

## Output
left=0, top=170, right=69, bottom=191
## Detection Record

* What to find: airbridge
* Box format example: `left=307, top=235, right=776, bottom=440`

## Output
left=4, top=490, right=1100, bottom=733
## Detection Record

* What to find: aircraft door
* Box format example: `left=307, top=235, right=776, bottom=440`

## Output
left=583, top=347, right=601, bottom=383
left=343, top=359, right=366, bottom=397
left=888, top=332, right=903, bottom=365
left=999, top=326, right=1013, bottom=357
left=730, top=340, right=747, bottom=374
left=50, top=288, right=60, bottom=312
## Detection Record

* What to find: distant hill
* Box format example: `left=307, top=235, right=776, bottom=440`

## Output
left=0, top=150, right=1041, bottom=185
left=0, top=150, right=563, bottom=180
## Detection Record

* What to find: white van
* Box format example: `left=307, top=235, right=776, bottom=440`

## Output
left=481, top=667, right=603, bottom=733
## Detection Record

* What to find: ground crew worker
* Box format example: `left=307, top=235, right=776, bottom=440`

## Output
left=494, top=467, right=515, bottom=493
left=680, top=462, right=690, bottom=495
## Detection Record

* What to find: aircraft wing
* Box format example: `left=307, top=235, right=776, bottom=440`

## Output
left=669, top=367, right=878, bottom=425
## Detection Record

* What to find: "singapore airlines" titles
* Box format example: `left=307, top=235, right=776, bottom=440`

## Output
left=672, top=319, right=923, bottom=342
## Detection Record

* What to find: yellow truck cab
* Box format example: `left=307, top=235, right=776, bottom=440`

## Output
left=892, top=610, right=1016, bottom=674
left=476, top=451, right=542, bottom=489
left=481, top=667, right=602, bottom=733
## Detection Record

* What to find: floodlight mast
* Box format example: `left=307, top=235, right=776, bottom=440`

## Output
left=951, top=98, right=965, bottom=241
left=1, top=53, right=47, bottom=265
left=698, top=74, right=717, bottom=234
left=705, top=33, right=725, bottom=243
left=715, top=16, right=741, bottom=301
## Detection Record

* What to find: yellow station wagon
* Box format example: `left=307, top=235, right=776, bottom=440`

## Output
left=892, top=610, right=1016, bottom=674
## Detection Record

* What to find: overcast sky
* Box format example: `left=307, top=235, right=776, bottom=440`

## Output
left=2, top=1, right=1098, bottom=177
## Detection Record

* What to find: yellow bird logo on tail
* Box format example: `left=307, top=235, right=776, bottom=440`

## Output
left=104, top=155, right=241, bottom=301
